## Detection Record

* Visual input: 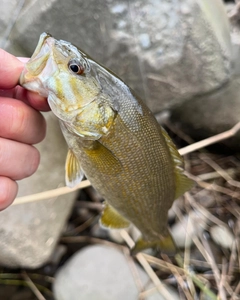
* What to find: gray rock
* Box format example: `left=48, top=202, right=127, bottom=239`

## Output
left=210, top=225, right=234, bottom=249
left=0, top=113, right=77, bottom=268
left=171, top=76, right=240, bottom=150
left=6, top=0, right=232, bottom=112
left=226, top=1, right=240, bottom=76
left=170, top=211, right=208, bottom=248
left=170, top=4, right=240, bottom=151
left=54, top=245, right=179, bottom=300
left=0, top=0, right=22, bottom=48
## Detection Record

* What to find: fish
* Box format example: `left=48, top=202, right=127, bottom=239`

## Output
left=20, top=33, right=194, bottom=254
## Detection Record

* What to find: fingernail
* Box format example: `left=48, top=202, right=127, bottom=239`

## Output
left=17, top=57, right=29, bottom=63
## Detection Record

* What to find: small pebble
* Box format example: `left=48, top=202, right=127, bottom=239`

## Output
left=170, top=211, right=207, bottom=248
left=210, top=225, right=234, bottom=249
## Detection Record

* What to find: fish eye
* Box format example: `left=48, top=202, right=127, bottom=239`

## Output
left=68, top=59, right=85, bottom=75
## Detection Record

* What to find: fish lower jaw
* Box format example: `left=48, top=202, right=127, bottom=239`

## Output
left=21, top=78, right=49, bottom=98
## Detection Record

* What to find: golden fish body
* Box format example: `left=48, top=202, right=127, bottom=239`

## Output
left=20, top=33, right=193, bottom=252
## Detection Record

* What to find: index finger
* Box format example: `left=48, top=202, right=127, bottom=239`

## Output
left=0, top=49, right=24, bottom=89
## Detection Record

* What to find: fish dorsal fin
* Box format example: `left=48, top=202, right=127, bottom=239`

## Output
left=65, top=149, right=84, bottom=188
left=174, top=166, right=195, bottom=199
left=161, top=127, right=194, bottom=199
left=100, top=202, right=130, bottom=229
left=85, top=141, right=122, bottom=176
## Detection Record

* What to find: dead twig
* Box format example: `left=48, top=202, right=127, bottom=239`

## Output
left=179, top=122, right=240, bottom=156
left=65, top=215, right=98, bottom=235
left=74, top=201, right=103, bottom=211
left=198, top=168, right=236, bottom=181
left=122, top=247, right=145, bottom=298
left=200, top=237, right=227, bottom=300
left=183, top=214, right=197, bottom=299
left=21, top=271, right=46, bottom=300
left=12, top=180, right=91, bottom=206
left=232, top=281, right=240, bottom=300
left=144, top=253, right=217, bottom=300
left=162, top=253, right=193, bottom=300
left=184, top=192, right=226, bottom=227
left=187, top=173, right=240, bottom=200
left=120, top=230, right=174, bottom=300
left=200, top=154, right=240, bottom=189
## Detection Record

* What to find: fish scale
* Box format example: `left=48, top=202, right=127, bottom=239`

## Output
left=20, top=32, right=194, bottom=253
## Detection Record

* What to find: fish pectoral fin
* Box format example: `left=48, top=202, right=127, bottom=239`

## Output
left=100, top=203, right=130, bottom=229
left=65, top=149, right=84, bottom=188
left=131, top=231, right=177, bottom=255
left=85, top=141, right=122, bottom=175
left=160, top=127, right=194, bottom=199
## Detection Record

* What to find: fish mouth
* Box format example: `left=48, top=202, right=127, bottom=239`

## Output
left=20, top=32, right=58, bottom=97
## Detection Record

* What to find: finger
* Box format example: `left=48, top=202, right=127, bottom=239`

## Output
left=0, top=98, right=46, bottom=144
left=0, top=177, right=18, bottom=210
left=0, top=49, right=24, bottom=89
left=0, top=138, right=40, bottom=180
left=0, top=86, right=50, bottom=112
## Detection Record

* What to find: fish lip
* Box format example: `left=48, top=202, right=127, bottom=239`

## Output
left=20, top=33, right=58, bottom=95
left=21, top=76, right=49, bottom=97
left=31, top=32, right=53, bottom=59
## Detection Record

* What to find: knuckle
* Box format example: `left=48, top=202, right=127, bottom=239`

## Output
left=10, top=105, right=27, bottom=138
left=0, top=177, right=18, bottom=210
left=24, top=146, right=40, bottom=177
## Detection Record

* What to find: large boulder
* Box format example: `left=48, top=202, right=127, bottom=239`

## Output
left=171, top=2, right=240, bottom=151
left=171, top=76, right=240, bottom=151
left=0, top=113, right=77, bottom=268
left=6, top=0, right=232, bottom=112
left=0, top=0, right=19, bottom=48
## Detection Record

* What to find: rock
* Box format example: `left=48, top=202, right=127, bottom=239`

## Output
left=170, top=211, right=207, bottom=248
left=168, top=198, right=184, bottom=220
left=53, top=245, right=179, bottom=300
left=190, top=239, right=223, bottom=271
left=194, top=190, right=216, bottom=208
left=6, top=0, right=231, bottom=112
left=226, top=1, right=240, bottom=76
left=171, top=76, right=240, bottom=151
left=210, top=225, right=234, bottom=249
left=171, top=2, right=240, bottom=151
left=0, top=112, right=77, bottom=268
left=0, top=0, right=19, bottom=48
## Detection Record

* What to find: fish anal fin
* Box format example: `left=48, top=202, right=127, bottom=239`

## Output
left=161, top=127, right=194, bottom=199
left=100, top=203, right=130, bottom=229
left=65, top=149, right=84, bottom=188
left=131, top=231, right=177, bottom=255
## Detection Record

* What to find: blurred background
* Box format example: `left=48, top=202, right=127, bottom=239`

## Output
left=0, top=0, right=240, bottom=299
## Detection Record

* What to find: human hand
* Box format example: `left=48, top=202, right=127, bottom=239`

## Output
left=0, top=49, right=50, bottom=210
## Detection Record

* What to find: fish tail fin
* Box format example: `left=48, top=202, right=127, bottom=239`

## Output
left=131, top=231, right=177, bottom=255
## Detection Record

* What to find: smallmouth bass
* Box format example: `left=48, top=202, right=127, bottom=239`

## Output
left=20, top=33, right=194, bottom=253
